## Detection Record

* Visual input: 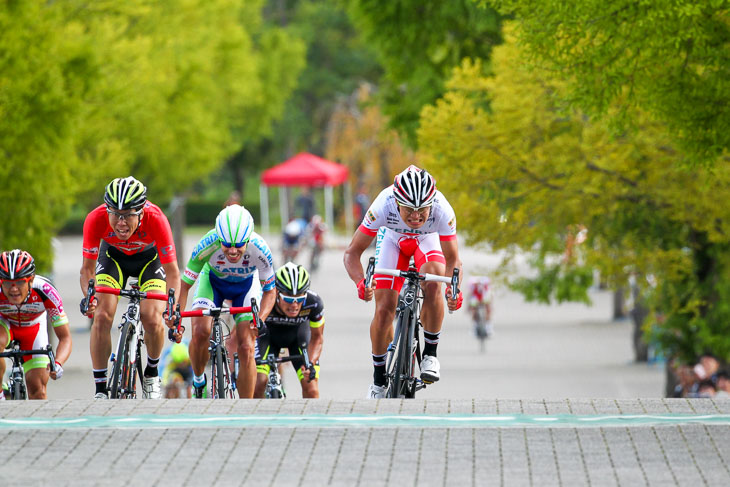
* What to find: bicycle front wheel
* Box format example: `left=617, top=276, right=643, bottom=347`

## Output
left=211, top=345, right=226, bottom=399
left=388, top=309, right=414, bottom=399
left=109, top=321, right=132, bottom=399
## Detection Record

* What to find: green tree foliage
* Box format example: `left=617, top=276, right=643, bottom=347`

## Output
left=0, top=0, right=304, bottom=271
left=419, top=25, right=730, bottom=362
left=346, top=0, right=502, bottom=145
left=483, top=0, right=730, bottom=164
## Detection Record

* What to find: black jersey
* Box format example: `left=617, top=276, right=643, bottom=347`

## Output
left=265, top=290, right=325, bottom=329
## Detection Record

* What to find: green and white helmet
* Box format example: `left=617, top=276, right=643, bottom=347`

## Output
left=104, top=177, right=147, bottom=210
left=215, top=204, right=253, bottom=247
left=275, top=262, right=310, bottom=296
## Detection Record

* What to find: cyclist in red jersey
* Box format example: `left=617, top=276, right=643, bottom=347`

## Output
left=0, top=250, right=72, bottom=400
left=79, top=177, right=180, bottom=399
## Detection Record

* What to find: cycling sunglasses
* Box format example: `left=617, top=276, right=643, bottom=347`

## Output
left=221, top=241, right=248, bottom=249
left=280, top=294, right=306, bottom=304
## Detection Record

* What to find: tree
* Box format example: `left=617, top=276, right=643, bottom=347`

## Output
left=483, top=0, right=730, bottom=165
left=418, top=25, right=730, bottom=363
left=0, top=0, right=304, bottom=270
left=346, top=0, right=502, bottom=146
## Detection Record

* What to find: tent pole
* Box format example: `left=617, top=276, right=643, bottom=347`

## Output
left=324, top=185, right=334, bottom=231
left=344, top=180, right=353, bottom=234
left=279, top=186, right=288, bottom=229
left=259, top=185, right=269, bottom=235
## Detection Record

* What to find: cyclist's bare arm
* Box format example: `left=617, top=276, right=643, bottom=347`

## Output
left=441, top=239, right=463, bottom=311
left=344, top=231, right=377, bottom=300
left=50, top=323, right=72, bottom=379
left=258, top=287, right=276, bottom=322
left=162, top=261, right=181, bottom=303
left=177, top=280, right=193, bottom=314
left=308, top=324, right=324, bottom=364
left=80, top=257, right=98, bottom=315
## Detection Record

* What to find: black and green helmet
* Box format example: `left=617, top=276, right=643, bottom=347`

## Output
left=104, top=176, right=147, bottom=210
left=275, top=262, right=310, bottom=296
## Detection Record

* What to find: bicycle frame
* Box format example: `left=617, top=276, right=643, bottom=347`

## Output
left=178, top=298, right=261, bottom=399
left=0, top=342, right=56, bottom=400
left=92, top=281, right=172, bottom=399
left=255, top=353, right=309, bottom=399
left=365, top=257, right=459, bottom=399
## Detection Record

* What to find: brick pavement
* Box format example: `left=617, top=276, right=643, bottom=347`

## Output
left=2, top=398, right=730, bottom=486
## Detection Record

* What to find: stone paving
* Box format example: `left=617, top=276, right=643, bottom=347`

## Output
left=2, top=398, right=730, bottom=486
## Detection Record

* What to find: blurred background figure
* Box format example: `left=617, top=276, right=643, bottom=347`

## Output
left=354, top=182, right=370, bottom=223
left=224, top=191, right=241, bottom=208
left=161, top=341, right=193, bottom=398
left=282, top=218, right=307, bottom=263
left=296, top=187, right=315, bottom=223
left=467, top=276, right=493, bottom=352
left=307, top=215, right=328, bottom=272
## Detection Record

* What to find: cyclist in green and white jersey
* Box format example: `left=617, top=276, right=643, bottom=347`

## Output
left=175, top=205, right=276, bottom=398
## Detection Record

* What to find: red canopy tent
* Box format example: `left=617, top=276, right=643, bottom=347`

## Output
left=259, top=152, right=353, bottom=234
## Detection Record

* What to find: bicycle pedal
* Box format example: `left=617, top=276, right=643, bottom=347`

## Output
left=421, top=378, right=433, bottom=385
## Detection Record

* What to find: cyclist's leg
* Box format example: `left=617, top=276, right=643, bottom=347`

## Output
left=292, top=322, right=319, bottom=398
left=0, top=321, right=9, bottom=395
left=91, top=244, right=123, bottom=393
left=228, top=276, right=258, bottom=398
left=13, top=319, right=50, bottom=399
left=138, top=253, right=167, bottom=378
left=370, top=229, right=404, bottom=390
left=254, top=333, right=272, bottom=398
left=414, top=234, right=447, bottom=381
left=188, top=268, right=216, bottom=381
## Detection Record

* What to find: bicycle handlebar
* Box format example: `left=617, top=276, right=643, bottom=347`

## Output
left=0, top=344, right=56, bottom=372
left=95, top=286, right=169, bottom=301
left=374, top=267, right=453, bottom=284
left=179, top=306, right=252, bottom=318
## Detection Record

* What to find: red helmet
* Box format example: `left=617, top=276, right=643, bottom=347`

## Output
left=0, top=249, right=36, bottom=280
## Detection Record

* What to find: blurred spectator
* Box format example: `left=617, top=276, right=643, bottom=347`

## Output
left=354, top=183, right=370, bottom=222
left=669, top=353, right=722, bottom=398
left=282, top=218, right=307, bottom=263
left=695, top=379, right=717, bottom=398
left=715, top=370, right=730, bottom=398
left=161, top=342, right=193, bottom=398
left=296, top=187, right=315, bottom=223
left=224, top=190, right=241, bottom=208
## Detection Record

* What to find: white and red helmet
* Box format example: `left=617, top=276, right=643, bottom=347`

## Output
left=392, top=165, right=436, bottom=209
left=0, top=249, right=35, bottom=280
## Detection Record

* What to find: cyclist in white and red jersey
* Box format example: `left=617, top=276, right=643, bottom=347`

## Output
left=79, top=177, right=181, bottom=399
left=468, top=276, right=494, bottom=338
left=0, top=250, right=72, bottom=399
left=344, top=165, right=463, bottom=399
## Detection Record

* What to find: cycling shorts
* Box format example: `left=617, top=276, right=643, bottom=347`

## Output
left=95, top=241, right=166, bottom=293
left=192, top=270, right=260, bottom=323
left=373, top=228, right=446, bottom=292
left=255, top=321, right=320, bottom=380
left=0, top=315, right=50, bottom=373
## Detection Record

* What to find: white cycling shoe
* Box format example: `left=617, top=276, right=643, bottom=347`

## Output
left=142, top=376, right=162, bottom=399
left=94, top=392, right=109, bottom=400
left=420, top=355, right=441, bottom=383
left=366, top=383, right=387, bottom=399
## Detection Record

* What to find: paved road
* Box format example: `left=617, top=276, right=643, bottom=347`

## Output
left=2, top=398, right=729, bottom=486
left=48, top=233, right=663, bottom=400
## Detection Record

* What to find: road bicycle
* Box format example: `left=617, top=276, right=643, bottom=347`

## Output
left=84, top=279, right=174, bottom=399
left=255, top=351, right=315, bottom=399
left=365, top=257, right=459, bottom=399
left=0, top=341, right=56, bottom=400
left=172, top=298, right=261, bottom=399
left=472, top=305, right=488, bottom=353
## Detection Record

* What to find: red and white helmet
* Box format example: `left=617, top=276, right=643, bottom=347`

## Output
left=393, top=165, right=436, bottom=208
left=0, top=249, right=36, bottom=280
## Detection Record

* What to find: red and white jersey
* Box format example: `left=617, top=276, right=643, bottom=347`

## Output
left=358, top=186, right=457, bottom=241
left=82, top=202, right=177, bottom=264
left=468, top=276, right=493, bottom=303
left=0, top=275, right=69, bottom=328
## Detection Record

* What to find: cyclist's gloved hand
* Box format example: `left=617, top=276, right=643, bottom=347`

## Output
left=50, top=362, right=63, bottom=380
left=357, top=278, right=375, bottom=301
left=445, top=288, right=463, bottom=311
left=307, top=364, right=316, bottom=382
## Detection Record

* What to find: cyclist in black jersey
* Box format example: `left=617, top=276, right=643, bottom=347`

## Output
left=254, top=263, right=324, bottom=398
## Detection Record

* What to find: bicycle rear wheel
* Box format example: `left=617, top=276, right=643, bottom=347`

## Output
left=109, top=321, right=132, bottom=399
